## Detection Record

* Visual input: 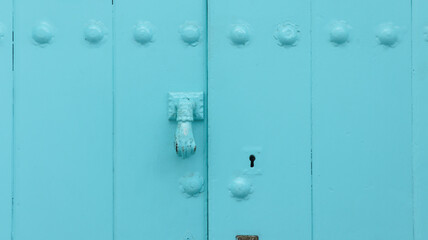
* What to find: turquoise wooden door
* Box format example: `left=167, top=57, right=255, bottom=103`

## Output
left=1, top=0, right=428, bottom=240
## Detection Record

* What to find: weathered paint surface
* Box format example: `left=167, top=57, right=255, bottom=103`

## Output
left=114, top=0, right=207, bottom=239
left=13, top=1, right=113, bottom=239
left=413, top=0, right=428, bottom=239
left=208, top=0, right=312, bottom=239
left=0, top=0, right=12, bottom=239
left=312, top=0, right=413, bottom=240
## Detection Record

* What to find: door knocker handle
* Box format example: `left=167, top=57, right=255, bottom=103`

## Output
left=168, top=92, right=204, bottom=158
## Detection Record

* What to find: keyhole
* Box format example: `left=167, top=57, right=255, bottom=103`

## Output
left=249, top=155, right=256, bottom=168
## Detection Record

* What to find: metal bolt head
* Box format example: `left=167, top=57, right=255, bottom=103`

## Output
left=377, top=23, right=399, bottom=47
left=84, top=20, right=106, bottom=45
left=32, top=22, right=53, bottom=45
left=230, top=24, right=250, bottom=46
left=274, top=23, right=299, bottom=47
left=179, top=172, right=204, bottom=197
left=134, top=21, right=154, bottom=45
left=180, top=22, right=201, bottom=46
left=330, top=21, right=350, bottom=45
left=229, top=177, right=253, bottom=200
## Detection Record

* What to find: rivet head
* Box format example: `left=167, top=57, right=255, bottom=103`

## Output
left=84, top=21, right=106, bottom=44
left=377, top=23, right=399, bottom=47
left=179, top=172, right=204, bottom=197
left=180, top=22, right=201, bottom=46
left=330, top=21, right=350, bottom=45
left=134, top=21, right=154, bottom=45
left=32, top=22, right=53, bottom=45
left=274, top=23, right=299, bottom=47
left=230, top=24, right=250, bottom=46
left=229, top=177, right=253, bottom=200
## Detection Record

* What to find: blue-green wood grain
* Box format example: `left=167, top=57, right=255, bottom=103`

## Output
left=114, top=0, right=207, bottom=239
left=0, top=0, right=12, bottom=239
left=13, top=1, right=113, bottom=239
left=208, top=0, right=311, bottom=239
left=312, top=0, right=413, bottom=239
left=413, top=1, right=428, bottom=239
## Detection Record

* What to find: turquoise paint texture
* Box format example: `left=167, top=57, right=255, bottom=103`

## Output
left=413, top=0, right=428, bottom=239
left=114, top=0, right=207, bottom=239
left=0, top=0, right=426, bottom=239
left=0, top=0, right=12, bottom=239
left=13, top=1, right=113, bottom=240
left=207, top=0, right=312, bottom=239
left=312, top=0, right=414, bottom=240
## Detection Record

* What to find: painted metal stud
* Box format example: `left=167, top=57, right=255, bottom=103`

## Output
left=230, top=23, right=250, bottom=46
left=133, top=21, right=154, bottom=45
left=32, top=22, right=53, bottom=46
left=229, top=177, right=253, bottom=200
left=180, top=22, right=201, bottom=46
left=179, top=172, right=204, bottom=197
left=274, top=22, right=299, bottom=47
left=84, top=20, right=106, bottom=45
left=330, top=21, right=350, bottom=45
left=377, top=23, right=399, bottom=47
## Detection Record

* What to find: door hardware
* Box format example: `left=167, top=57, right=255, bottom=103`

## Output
left=168, top=92, right=203, bottom=158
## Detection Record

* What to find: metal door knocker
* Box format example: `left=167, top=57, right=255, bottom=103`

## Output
left=168, top=92, right=204, bottom=158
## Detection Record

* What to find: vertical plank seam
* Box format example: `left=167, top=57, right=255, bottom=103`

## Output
left=10, top=0, right=15, bottom=238
left=309, top=0, right=314, bottom=239
left=205, top=0, right=209, bottom=238
left=112, top=0, right=116, bottom=239
left=410, top=0, right=416, bottom=239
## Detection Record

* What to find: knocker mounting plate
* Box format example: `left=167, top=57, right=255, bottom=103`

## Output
left=168, top=92, right=204, bottom=120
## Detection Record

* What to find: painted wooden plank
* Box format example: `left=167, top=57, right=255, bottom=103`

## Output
left=13, top=1, right=113, bottom=239
left=312, top=0, right=413, bottom=239
left=114, top=0, right=207, bottom=239
left=0, top=0, right=12, bottom=239
left=208, top=0, right=311, bottom=239
left=412, top=1, right=428, bottom=239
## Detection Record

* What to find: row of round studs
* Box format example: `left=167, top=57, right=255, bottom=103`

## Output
left=1, top=20, right=424, bottom=48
